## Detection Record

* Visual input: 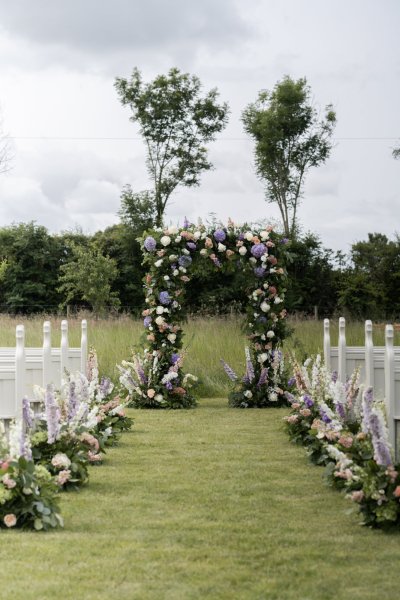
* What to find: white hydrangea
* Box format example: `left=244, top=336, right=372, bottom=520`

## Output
left=160, top=236, right=171, bottom=247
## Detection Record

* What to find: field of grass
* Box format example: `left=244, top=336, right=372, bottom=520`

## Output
left=2, top=399, right=400, bottom=599
left=0, top=313, right=398, bottom=397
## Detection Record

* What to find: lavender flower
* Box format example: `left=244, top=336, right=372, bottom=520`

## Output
left=144, top=316, right=152, bottom=328
left=361, top=387, right=374, bottom=434
left=45, top=384, right=60, bottom=444
left=178, top=255, right=192, bottom=268
left=159, top=291, right=172, bottom=305
left=22, top=397, right=33, bottom=429
left=331, top=370, right=338, bottom=383
left=136, top=362, right=148, bottom=385
left=187, top=242, right=197, bottom=251
left=213, top=229, right=226, bottom=242
left=369, top=411, right=392, bottom=466
left=144, top=236, right=157, bottom=252
left=257, top=368, right=268, bottom=387
left=100, top=377, right=112, bottom=397
left=68, top=381, right=79, bottom=421
left=245, top=347, right=255, bottom=383
left=284, top=391, right=295, bottom=403
left=287, top=377, right=296, bottom=387
left=238, top=233, right=245, bottom=241
left=251, top=243, right=266, bottom=258
left=254, top=267, right=266, bottom=278
left=220, top=359, right=238, bottom=382
left=183, top=216, right=190, bottom=229
left=335, top=401, right=346, bottom=421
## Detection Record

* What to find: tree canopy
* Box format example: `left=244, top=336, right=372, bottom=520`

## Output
left=115, top=67, right=229, bottom=226
left=242, top=76, right=336, bottom=238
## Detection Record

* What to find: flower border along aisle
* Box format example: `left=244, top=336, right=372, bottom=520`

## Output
left=118, top=220, right=289, bottom=409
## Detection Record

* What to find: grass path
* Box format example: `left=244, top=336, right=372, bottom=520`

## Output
left=2, top=399, right=400, bottom=599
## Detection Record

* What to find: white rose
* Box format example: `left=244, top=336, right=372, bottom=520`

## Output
left=261, top=334, right=266, bottom=341
left=160, top=236, right=171, bottom=247
left=274, top=297, right=283, bottom=304
left=245, top=231, right=253, bottom=241
left=260, top=302, right=271, bottom=312
left=244, top=390, right=253, bottom=398
left=249, top=257, right=257, bottom=264
left=270, top=392, right=278, bottom=402
left=156, top=306, right=164, bottom=314
left=154, top=259, right=163, bottom=268
left=218, top=243, right=226, bottom=252
left=173, top=269, right=179, bottom=276
left=182, top=248, right=190, bottom=255
left=267, top=330, right=275, bottom=338
left=155, top=316, right=165, bottom=326
left=261, top=255, right=267, bottom=263
left=175, top=236, right=182, bottom=243
left=260, top=230, right=269, bottom=241
left=258, top=353, right=268, bottom=363
left=164, top=275, right=170, bottom=281
left=263, top=283, right=269, bottom=289
left=155, top=394, right=164, bottom=402
left=239, top=246, right=247, bottom=256
left=168, top=226, right=178, bottom=235
left=167, top=333, right=176, bottom=343
left=270, top=267, right=276, bottom=273
left=194, top=231, right=201, bottom=240
left=172, top=301, right=179, bottom=308
left=169, top=254, right=177, bottom=262
left=179, top=266, right=186, bottom=273
left=200, top=248, right=208, bottom=256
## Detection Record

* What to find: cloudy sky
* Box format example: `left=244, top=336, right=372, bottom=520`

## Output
left=0, top=0, right=398, bottom=251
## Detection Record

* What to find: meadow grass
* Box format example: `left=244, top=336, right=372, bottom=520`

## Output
left=0, top=313, right=398, bottom=397
left=2, top=399, right=400, bottom=600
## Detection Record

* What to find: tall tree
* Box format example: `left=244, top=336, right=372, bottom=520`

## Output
left=114, top=67, right=229, bottom=226
left=242, top=76, right=336, bottom=238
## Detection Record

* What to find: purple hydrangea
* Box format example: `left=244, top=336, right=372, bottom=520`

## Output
left=159, top=291, right=171, bottom=305
left=303, top=394, right=314, bottom=408
left=187, top=242, right=197, bottom=251
left=254, top=267, right=266, bottom=278
left=178, top=255, right=192, bottom=268
left=251, top=243, right=266, bottom=258
left=213, top=229, right=226, bottom=242
left=171, top=353, right=180, bottom=365
left=238, top=233, right=245, bottom=241
left=144, top=236, right=157, bottom=252
left=144, top=316, right=152, bottom=327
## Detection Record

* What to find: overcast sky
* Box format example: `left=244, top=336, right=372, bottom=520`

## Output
left=0, top=0, right=398, bottom=251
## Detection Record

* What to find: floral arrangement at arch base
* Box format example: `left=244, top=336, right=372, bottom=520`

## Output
left=118, top=219, right=289, bottom=408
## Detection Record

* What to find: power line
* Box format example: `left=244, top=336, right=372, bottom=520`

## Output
left=7, top=135, right=400, bottom=141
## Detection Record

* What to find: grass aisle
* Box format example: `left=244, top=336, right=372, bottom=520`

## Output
left=2, top=399, right=400, bottom=600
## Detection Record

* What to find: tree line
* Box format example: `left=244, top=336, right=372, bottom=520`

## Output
left=0, top=219, right=398, bottom=320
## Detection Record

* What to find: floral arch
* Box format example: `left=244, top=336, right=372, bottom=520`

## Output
left=119, top=220, right=289, bottom=409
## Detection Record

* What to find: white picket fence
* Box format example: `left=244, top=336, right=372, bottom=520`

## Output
left=324, top=317, right=400, bottom=457
left=0, top=319, right=88, bottom=420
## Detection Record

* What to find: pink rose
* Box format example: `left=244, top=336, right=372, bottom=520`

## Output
left=338, top=436, right=353, bottom=449
left=2, top=474, right=16, bottom=489
left=3, top=514, right=17, bottom=528
left=351, top=491, right=364, bottom=503
left=292, top=402, right=301, bottom=410
left=300, top=408, right=311, bottom=417
left=56, top=470, right=71, bottom=486
left=147, top=389, right=156, bottom=398
left=393, top=486, right=400, bottom=498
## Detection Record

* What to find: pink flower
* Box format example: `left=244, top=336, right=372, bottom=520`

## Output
left=3, top=514, right=17, bottom=528
left=2, top=474, right=16, bottom=489
left=81, top=432, right=100, bottom=452
left=285, top=415, right=299, bottom=424
left=56, top=469, right=71, bottom=486
left=300, top=408, right=311, bottom=417
left=338, top=436, right=353, bottom=449
left=393, top=486, right=400, bottom=498
left=292, top=402, right=300, bottom=410
left=88, top=451, right=102, bottom=463
left=335, top=468, right=353, bottom=480
left=351, top=490, right=364, bottom=503
left=147, top=388, right=156, bottom=398
left=205, top=237, right=213, bottom=248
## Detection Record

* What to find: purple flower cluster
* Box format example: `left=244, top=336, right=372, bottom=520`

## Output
left=178, top=255, right=192, bottom=268
left=100, top=376, right=112, bottom=397
left=187, top=242, right=197, bottom=251
left=171, top=353, right=180, bottom=365
left=159, top=291, right=171, bottom=305
left=257, top=368, right=268, bottom=387
left=220, top=359, right=238, bottom=382
left=22, top=397, right=33, bottom=429
left=213, top=229, right=226, bottom=242
left=254, top=267, right=266, bottom=278
left=251, top=243, right=266, bottom=258
left=303, top=394, right=314, bottom=408
left=144, top=236, right=157, bottom=252
left=45, top=384, right=60, bottom=444
left=144, top=316, right=152, bottom=328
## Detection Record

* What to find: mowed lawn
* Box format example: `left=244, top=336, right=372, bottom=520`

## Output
left=1, top=399, right=400, bottom=600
